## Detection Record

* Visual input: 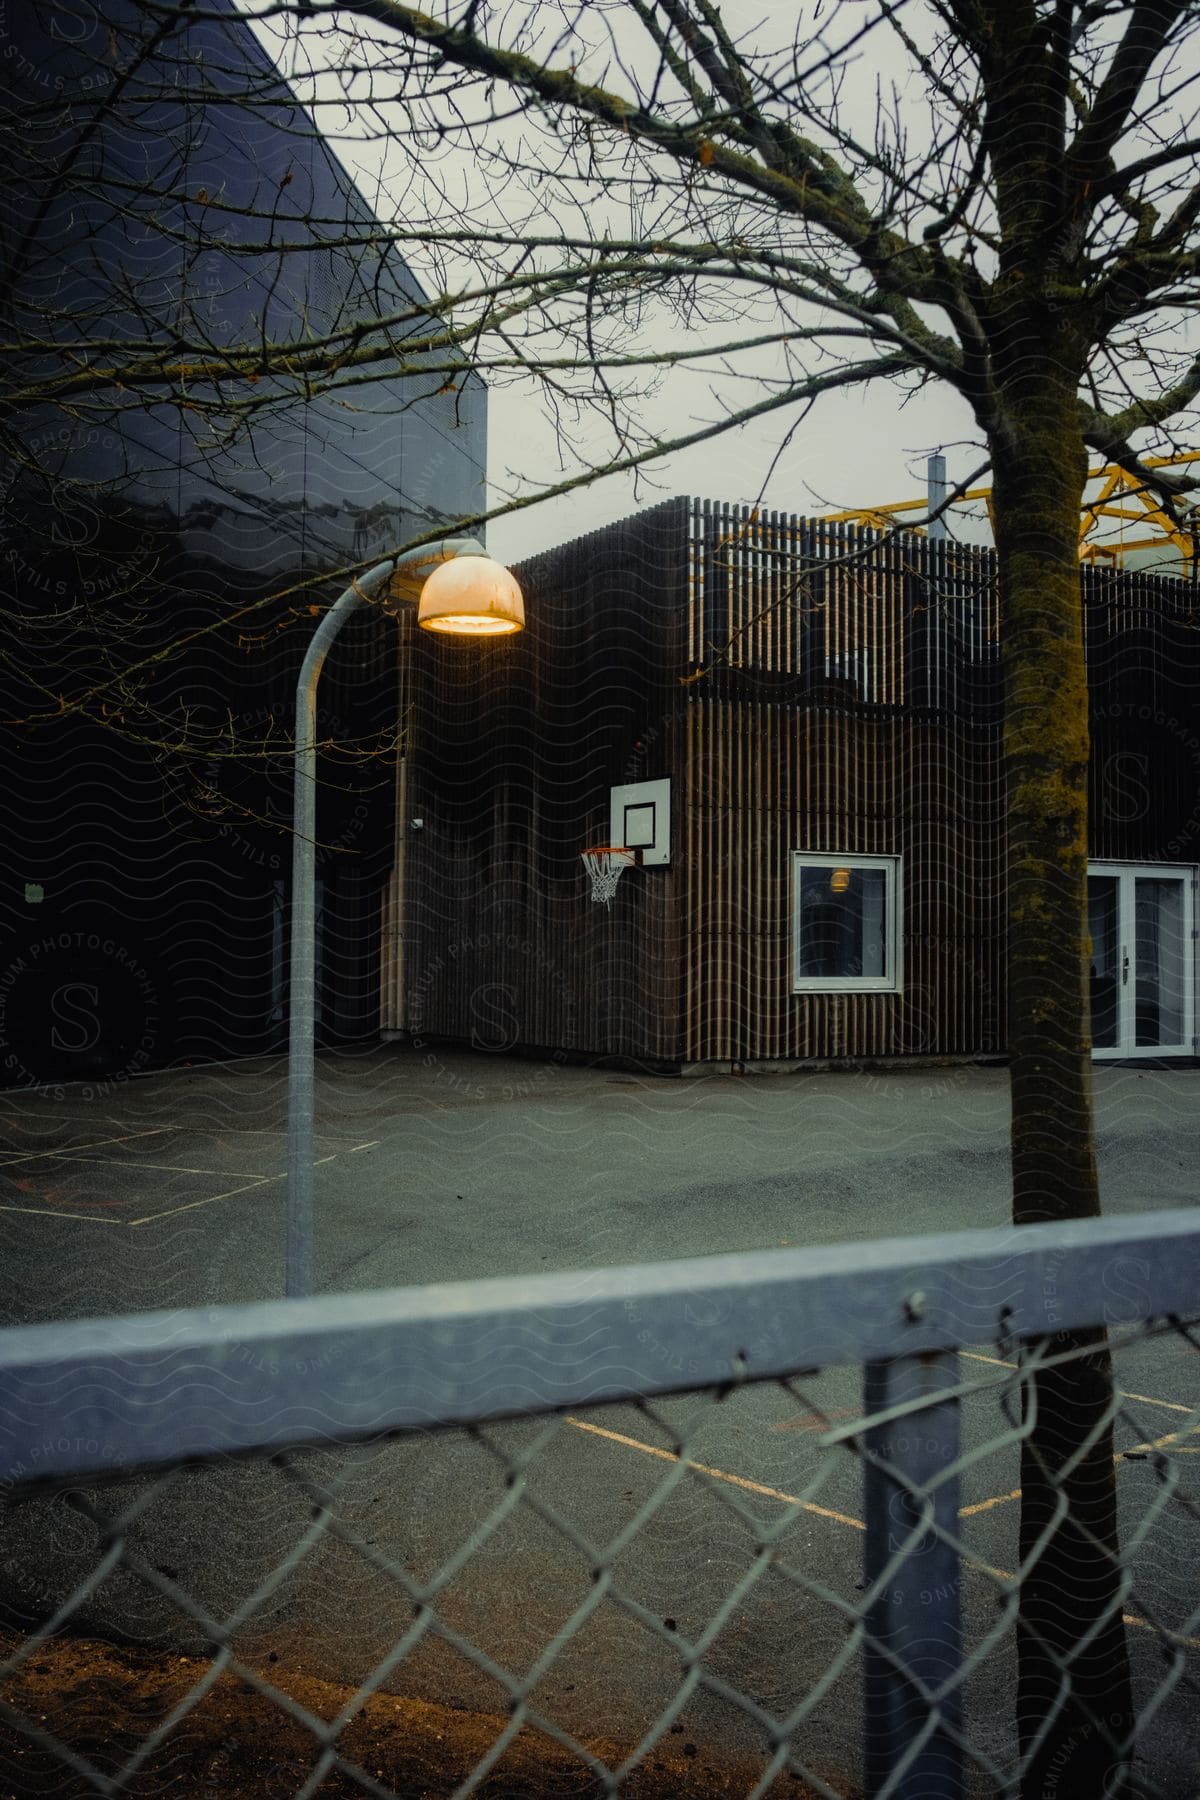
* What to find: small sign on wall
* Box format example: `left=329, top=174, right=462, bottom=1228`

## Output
left=609, top=778, right=671, bottom=866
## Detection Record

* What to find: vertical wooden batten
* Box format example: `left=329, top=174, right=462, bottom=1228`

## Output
left=382, top=499, right=1198, bottom=1071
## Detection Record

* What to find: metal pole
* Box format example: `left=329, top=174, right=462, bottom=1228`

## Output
left=285, top=538, right=486, bottom=1299
left=927, top=452, right=948, bottom=542
left=862, top=1348, right=962, bottom=1799
left=287, top=561, right=393, bottom=1298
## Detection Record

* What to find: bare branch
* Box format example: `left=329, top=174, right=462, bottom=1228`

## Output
left=1066, top=0, right=1192, bottom=187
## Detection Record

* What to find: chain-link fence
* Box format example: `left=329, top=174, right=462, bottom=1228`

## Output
left=1, top=1209, right=1197, bottom=1798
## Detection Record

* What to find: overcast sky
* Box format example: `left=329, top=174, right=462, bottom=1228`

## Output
left=485, top=356, right=983, bottom=565
left=248, top=2, right=993, bottom=565
left=258, top=1, right=1195, bottom=571
left=469, top=3, right=986, bottom=564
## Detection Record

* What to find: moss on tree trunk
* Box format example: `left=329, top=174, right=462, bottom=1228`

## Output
left=992, top=377, right=1133, bottom=1799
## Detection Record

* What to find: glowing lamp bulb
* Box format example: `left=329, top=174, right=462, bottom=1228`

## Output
left=417, top=555, right=524, bottom=636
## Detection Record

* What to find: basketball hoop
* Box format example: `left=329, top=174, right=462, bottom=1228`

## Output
left=580, top=845, right=636, bottom=907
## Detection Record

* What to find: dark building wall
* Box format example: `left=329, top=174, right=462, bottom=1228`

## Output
left=1085, top=566, right=1200, bottom=865
left=397, top=498, right=1200, bottom=1069
left=0, top=0, right=486, bottom=1088
left=680, top=506, right=1004, bottom=1065
left=679, top=700, right=1004, bottom=1064
left=394, top=500, right=689, bottom=1066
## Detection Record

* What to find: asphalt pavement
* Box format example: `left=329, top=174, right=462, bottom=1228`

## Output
left=1, top=1048, right=1197, bottom=1795
left=0, top=1043, right=1197, bottom=1324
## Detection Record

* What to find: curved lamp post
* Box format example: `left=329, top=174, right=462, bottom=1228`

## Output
left=287, top=537, right=524, bottom=1297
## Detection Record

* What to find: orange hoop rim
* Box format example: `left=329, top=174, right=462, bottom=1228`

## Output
left=580, top=844, right=638, bottom=906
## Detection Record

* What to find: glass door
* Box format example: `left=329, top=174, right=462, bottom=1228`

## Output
left=1087, top=864, right=1195, bottom=1058
left=1087, top=874, right=1120, bottom=1051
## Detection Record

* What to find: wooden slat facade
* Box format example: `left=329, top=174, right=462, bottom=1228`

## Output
left=387, top=497, right=1200, bottom=1070
left=386, top=503, right=688, bottom=1065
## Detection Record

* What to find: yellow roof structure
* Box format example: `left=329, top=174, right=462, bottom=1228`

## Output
left=824, top=450, right=1200, bottom=574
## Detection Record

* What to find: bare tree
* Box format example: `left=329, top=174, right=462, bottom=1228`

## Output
left=6, top=1, right=1200, bottom=1791
left=268, top=7, right=1196, bottom=1794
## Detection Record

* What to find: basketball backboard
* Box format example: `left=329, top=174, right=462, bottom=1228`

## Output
left=609, top=778, right=671, bottom=866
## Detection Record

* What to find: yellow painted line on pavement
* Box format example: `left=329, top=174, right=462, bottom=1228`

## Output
left=1119, top=1424, right=1200, bottom=1459
left=565, top=1415, right=865, bottom=1530
left=962, top=1422, right=1199, bottom=1518
left=1129, top=1617, right=1200, bottom=1650
left=1119, top=1389, right=1196, bottom=1417
left=956, top=1564, right=1200, bottom=1651
left=960, top=1488, right=1022, bottom=1518
left=564, top=1418, right=1200, bottom=1648
left=963, top=1351, right=1195, bottom=1415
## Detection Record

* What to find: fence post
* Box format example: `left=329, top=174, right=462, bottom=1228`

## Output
left=863, top=1349, right=962, bottom=1799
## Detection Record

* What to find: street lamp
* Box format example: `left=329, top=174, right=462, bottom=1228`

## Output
left=286, top=536, right=524, bottom=1297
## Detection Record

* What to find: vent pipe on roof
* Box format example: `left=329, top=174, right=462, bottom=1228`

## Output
left=927, top=452, right=947, bottom=541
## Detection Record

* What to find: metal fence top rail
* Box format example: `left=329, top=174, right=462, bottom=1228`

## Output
left=2, top=1206, right=1197, bottom=1486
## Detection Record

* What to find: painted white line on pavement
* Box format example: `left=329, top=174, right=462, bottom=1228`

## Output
left=128, top=1177, right=276, bottom=1226
left=127, top=1155, right=338, bottom=1224
left=21, top=1156, right=264, bottom=1179
left=0, top=1204, right=123, bottom=1224
left=0, top=1127, right=176, bottom=1167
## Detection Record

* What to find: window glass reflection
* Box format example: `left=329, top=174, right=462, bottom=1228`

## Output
left=1087, top=876, right=1120, bottom=1050
left=1135, top=877, right=1185, bottom=1047
left=798, top=866, right=887, bottom=980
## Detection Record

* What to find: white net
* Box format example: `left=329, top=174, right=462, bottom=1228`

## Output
left=581, top=846, right=635, bottom=906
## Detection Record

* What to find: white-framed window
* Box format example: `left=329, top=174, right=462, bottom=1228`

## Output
left=791, top=853, right=902, bottom=993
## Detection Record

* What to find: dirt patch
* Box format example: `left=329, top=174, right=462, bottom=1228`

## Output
left=0, top=1631, right=848, bottom=1798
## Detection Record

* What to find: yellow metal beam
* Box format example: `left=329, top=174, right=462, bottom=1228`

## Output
left=824, top=451, right=1200, bottom=570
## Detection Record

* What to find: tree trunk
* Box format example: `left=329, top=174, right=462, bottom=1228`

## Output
left=992, top=384, right=1134, bottom=1800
